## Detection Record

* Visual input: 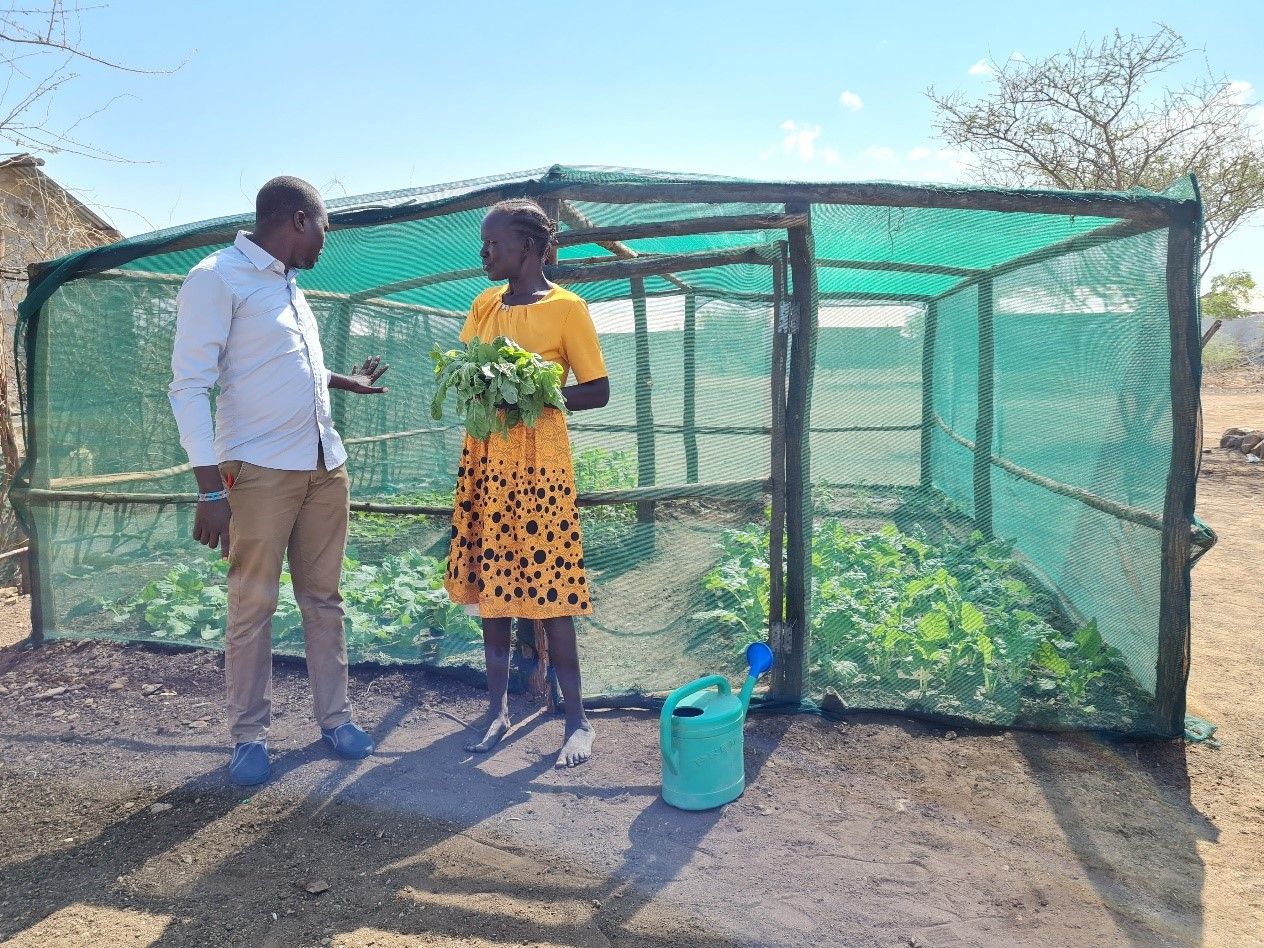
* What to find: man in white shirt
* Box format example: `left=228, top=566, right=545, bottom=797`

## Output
left=169, top=176, right=389, bottom=786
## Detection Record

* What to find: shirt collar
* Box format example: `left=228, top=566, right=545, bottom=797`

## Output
left=234, top=230, right=289, bottom=276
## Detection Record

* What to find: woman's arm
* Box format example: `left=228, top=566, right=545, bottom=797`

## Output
left=563, top=376, right=609, bottom=412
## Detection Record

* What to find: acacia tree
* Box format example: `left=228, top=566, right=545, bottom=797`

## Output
left=1200, top=271, right=1256, bottom=319
left=928, top=26, right=1264, bottom=274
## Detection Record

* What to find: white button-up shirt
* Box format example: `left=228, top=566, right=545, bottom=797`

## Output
left=168, top=231, right=347, bottom=471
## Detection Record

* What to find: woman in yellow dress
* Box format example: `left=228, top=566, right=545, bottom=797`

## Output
left=445, top=198, right=610, bottom=767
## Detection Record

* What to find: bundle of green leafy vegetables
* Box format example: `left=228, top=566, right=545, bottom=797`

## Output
left=430, top=336, right=568, bottom=439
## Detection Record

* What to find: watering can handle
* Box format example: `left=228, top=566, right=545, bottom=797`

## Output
left=660, top=675, right=731, bottom=776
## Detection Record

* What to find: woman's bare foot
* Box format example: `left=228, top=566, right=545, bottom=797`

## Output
left=465, top=712, right=511, bottom=753
left=555, top=720, right=595, bottom=768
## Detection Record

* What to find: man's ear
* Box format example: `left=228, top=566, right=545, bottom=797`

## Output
left=293, top=209, right=307, bottom=232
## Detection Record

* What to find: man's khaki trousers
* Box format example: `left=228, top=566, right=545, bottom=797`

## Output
left=219, top=458, right=351, bottom=743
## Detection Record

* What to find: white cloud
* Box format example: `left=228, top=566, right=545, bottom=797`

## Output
left=1228, top=79, right=1254, bottom=105
left=908, top=146, right=931, bottom=161
left=780, top=120, right=822, bottom=160
left=864, top=146, right=895, bottom=161
left=822, top=147, right=840, bottom=164
left=839, top=90, right=864, bottom=111
left=1009, top=50, right=1026, bottom=62
left=968, top=58, right=993, bottom=76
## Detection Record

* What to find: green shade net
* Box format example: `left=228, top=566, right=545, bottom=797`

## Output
left=10, top=165, right=1203, bottom=735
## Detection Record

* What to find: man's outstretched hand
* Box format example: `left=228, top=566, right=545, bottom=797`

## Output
left=332, top=356, right=390, bottom=394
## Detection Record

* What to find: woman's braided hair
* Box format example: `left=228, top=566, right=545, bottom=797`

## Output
left=489, top=198, right=557, bottom=259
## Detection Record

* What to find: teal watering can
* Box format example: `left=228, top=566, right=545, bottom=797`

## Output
left=660, top=642, right=775, bottom=811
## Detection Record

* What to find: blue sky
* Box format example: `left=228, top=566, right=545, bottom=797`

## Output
left=20, top=0, right=1264, bottom=284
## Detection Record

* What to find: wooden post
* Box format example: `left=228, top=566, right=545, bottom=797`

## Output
left=768, top=245, right=790, bottom=692
left=24, top=269, right=52, bottom=645
left=919, top=301, right=939, bottom=491
left=783, top=205, right=818, bottom=702
left=682, top=293, right=699, bottom=483
left=328, top=301, right=353, bottom=434
left=1156, top=206, right=1200, bottom=736
left=630, top=277, right=656, bottom=534
left=974, top=279, right=995, bottom=539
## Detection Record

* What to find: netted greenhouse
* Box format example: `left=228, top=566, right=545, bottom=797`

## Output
left=10, top=165, right=1211, bottom=737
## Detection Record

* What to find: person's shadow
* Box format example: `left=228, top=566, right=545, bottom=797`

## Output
left=0, top=666, right=790, bottom=948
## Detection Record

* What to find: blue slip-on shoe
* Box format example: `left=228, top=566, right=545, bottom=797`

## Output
left=321, top=722, right=374, bottom=760
left=229, top=740, right=270, bottom=786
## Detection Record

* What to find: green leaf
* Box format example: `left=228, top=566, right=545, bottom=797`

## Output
left=960, top=602, right=986, bottom=634
left=1035, top=641, right=1072, bottom=677
left=917, top=609, right=950, bottom=641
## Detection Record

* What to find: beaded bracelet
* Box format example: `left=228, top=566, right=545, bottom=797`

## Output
left=198, top=489, right=230, bottom=502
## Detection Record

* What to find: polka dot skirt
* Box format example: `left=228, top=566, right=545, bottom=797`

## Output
left=444, top=409, right=592, bottom=619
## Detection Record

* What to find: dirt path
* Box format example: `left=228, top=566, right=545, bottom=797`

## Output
left=0, top=385, right=1260, bottom=947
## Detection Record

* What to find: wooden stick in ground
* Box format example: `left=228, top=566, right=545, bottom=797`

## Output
left=1156, top=208, right=1201, bottom=736
left=1201, top=319, right=1222, bottom=348
left=782, top=202, right=818, bottom=702
left=769, top=245, right=789, bottom=646
left=530, top=619, right=554, bottom=711
left=630, top=276, right=657, bottom=530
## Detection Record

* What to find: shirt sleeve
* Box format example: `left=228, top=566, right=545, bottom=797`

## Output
left=168, top=267, right=232, bottom=467
left=459, top=289, right=490, bottom=344
left=563, top=298, right=608, bottom=384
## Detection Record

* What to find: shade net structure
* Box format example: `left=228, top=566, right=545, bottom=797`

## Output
left=10, top=166, right=1209, bottom=737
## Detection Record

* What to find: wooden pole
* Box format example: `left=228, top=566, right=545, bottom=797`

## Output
left=783, top=204, right=818, bottom=702
left=768, top=244, right=790, bottom=689
left=556, top=211, right=808, bottom=247
left=974, top=279, right=995, bottom=539
left=24, top=267, right=51, bottom=644
left=556, top=200, right=692, bottom=292
left=931, top=412, right=1164, bottom=531
left=682, top=293, right=699, bottom=483
left=919, top=301, right=939, bottom=490
left=817, top=258, right=982, bottom=278
left=1200, top=319, right=1222, bottom=348
left=544, top=181, right=1181, bottom=224
left=630, top=277, right=656, bottom=534
left=549, top=244, right=775, bottom=285
left=41, top=176, right=1187, bottom=287
left=1156, top=206, right=1200, bottom=736
left=929, top=219, right=1162, bottom=303
left=328, top=302, right=352, bottom=433
left=17, top=476, right=771, bottom=511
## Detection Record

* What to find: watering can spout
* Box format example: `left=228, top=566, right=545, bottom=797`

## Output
left=738, top=641, right=775, bottom=711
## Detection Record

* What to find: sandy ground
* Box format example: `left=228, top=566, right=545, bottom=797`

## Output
left=0, top=381, right=1259, bottom=948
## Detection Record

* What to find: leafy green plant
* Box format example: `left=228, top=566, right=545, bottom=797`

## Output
left=696, top=518, right=1150, bottom=726
left=100, top=550, right=481, bottom=659
left=430, top=336, right=567, bottom=439
left=349, top=487, right=454, bottom=543
left=348, top=446, right=638, bottom=553
left=571, top=447, right=637, bottom=555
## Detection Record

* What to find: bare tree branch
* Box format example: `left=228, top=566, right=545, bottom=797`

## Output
left=927, top=26, right=1264, bottom=274
left=1, top=1, right=182, bottom=161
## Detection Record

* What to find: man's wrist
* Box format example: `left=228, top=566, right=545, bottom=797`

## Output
left=197, top=489, right=229, bottom=502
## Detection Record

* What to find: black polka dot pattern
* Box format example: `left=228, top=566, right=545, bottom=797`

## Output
left=443, top=411, right=592, bottom=618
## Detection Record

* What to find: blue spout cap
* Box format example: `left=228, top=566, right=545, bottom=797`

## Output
left=746, top=642, right=774, bottom=677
